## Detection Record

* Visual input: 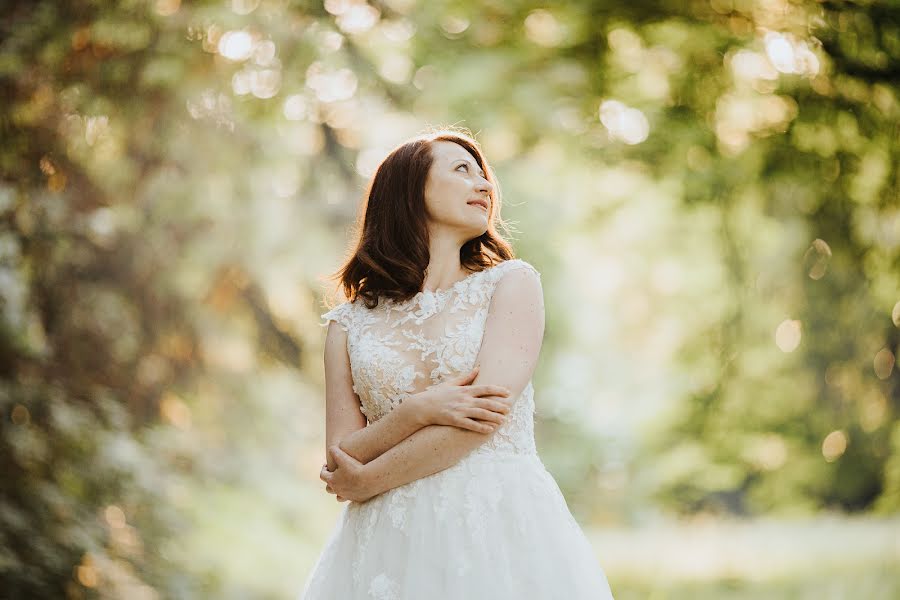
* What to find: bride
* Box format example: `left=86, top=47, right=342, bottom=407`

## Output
left=301, top=129, right=615, bottom=599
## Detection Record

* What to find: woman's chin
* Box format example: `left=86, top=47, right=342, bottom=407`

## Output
left=469, top=222, right=489, bottom=238
left=446, top=215, right=488, bottom=238
left=469, top=215, right=488, bottom=232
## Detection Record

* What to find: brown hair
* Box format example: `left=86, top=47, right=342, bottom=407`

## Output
left=326, top=127, right=516, bottom=309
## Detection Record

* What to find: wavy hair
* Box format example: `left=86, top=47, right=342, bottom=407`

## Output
left=326, top=128, right=516, bottom=309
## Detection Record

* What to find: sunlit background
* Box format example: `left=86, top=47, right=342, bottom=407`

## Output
left=2, top=0, right=899, bottom=598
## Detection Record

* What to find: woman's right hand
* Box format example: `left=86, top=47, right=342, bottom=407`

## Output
left=411, top=366, right=512, bottom=434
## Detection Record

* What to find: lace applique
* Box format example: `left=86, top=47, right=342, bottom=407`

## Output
left=432, top=308, right=490, bottom=379
left=319, top=302, right=354, bottom=333
left=386, top=479, right=419, bottom=532
left=368, top=573, right=399, bottom=600
left=463, top=461, right=504, bottom=540
left=320, top=259, right=541, bottom=451
left=391, top=290, right=444, bottom=326
left=321, top=301, right=423, bottom=422
left=350, top=500, right=381, bottom=586
left=435, top=469, right=454, bottom=521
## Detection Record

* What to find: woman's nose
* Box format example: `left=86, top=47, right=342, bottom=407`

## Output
left=475, top=178, right=493, bottom=194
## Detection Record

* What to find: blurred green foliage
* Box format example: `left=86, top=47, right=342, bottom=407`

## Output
left=1, top=0, right=897, bottom=597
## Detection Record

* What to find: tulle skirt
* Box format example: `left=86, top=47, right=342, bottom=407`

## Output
left=299, top=451, right=615, bottom=599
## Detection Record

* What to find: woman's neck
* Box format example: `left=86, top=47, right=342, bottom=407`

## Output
left=423, top=234, right=469, bottom=292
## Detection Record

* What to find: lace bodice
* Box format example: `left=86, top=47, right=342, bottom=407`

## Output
left=320, top=258, right=541, bottom=457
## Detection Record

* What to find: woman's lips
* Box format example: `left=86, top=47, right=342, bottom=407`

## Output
left=468, top=200, right=488, bottom=211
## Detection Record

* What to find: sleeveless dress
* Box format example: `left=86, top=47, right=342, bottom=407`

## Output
left=300, top=259, right=615, bottom=599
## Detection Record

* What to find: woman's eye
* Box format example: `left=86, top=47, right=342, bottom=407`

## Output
left=457, top=164, right=467, bottom=171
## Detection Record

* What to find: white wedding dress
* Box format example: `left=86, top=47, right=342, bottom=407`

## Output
left=300, top=259, right=614, bottom=599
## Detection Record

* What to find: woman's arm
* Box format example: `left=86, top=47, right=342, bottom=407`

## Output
left=337, top=394, right=428, bottom=465
left=323, top=320, right=367, bottom=471
left=323, top=319, right=432, bottom=468
left=358, top=265, right=545, bottom=497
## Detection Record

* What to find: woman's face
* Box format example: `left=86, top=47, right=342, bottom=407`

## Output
left=423, top=141, right=494, bottom=239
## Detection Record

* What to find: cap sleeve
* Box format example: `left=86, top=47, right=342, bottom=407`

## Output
left=488, top=259, right=541, bottom=284
left=320, top=301, right=354, bottom=334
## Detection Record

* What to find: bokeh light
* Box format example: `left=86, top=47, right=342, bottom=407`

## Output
left=775, top=319, right=803, bottom=353
left=218, top=30, right=254, bottom=61
left=822, top=430, right=848, bottom=462
left=3, top=0, right=897, bottom=598
left=598, top=100, right=650, bottom=145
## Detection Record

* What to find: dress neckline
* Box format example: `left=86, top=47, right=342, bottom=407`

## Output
left=385, top=260, right=510, bottom=309
left=421, top=266, right=485, bottom=296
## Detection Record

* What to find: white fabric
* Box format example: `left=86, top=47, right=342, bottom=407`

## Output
left=301, top=259, right=615, bottom=599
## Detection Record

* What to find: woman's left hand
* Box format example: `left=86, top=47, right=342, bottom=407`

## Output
left=320, top=445, right=376, bottom=503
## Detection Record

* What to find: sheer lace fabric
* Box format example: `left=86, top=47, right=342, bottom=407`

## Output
left=300, top=259, right=614, bottom=599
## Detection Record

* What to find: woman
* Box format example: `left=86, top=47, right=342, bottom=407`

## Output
left=301, top=129, right=615, bottom=599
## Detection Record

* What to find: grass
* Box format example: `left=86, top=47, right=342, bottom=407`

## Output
left=587, top=514, right=900, bottom=599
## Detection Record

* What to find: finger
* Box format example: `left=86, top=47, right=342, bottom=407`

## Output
left=467, top=407, right=506, bottom=425
left=456, top=414, right=499, bottom=433
left=472, top=385, right=511, bottom=397
left=476, top=398, right=511, bottom=414
left=461, top=418, right=498, bottom=434
left=329, top=445, right=352, bottom=468
left=327, top=445, right=341, bottom=462
left=330, top=445, right=364, bottom=470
